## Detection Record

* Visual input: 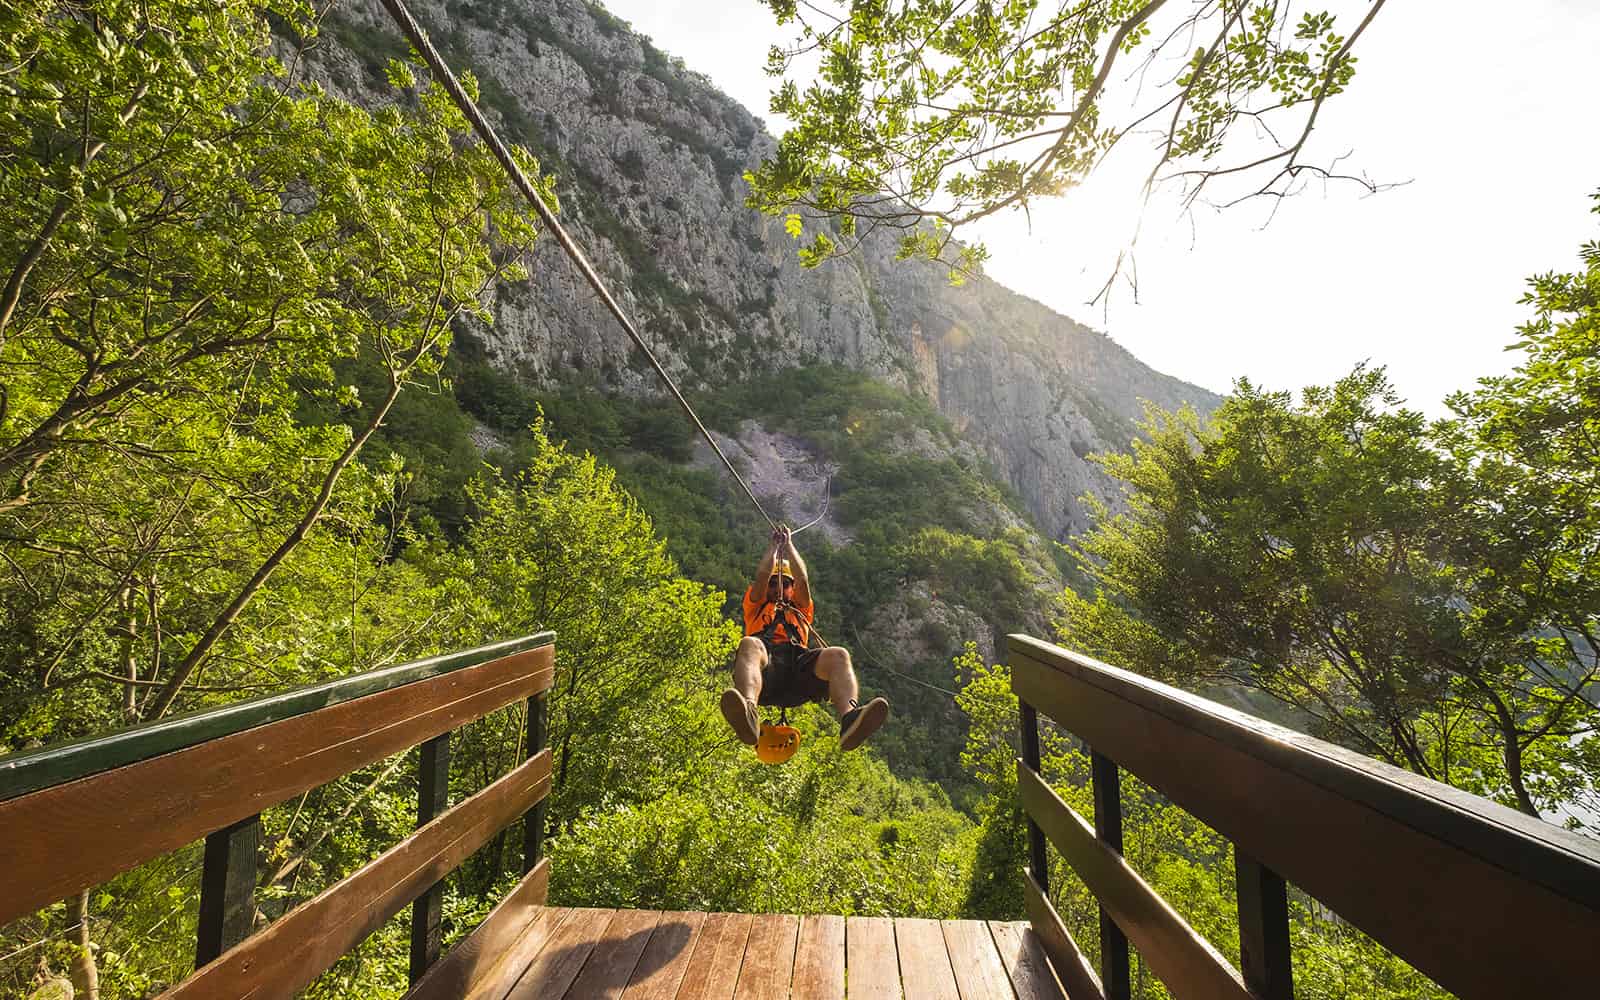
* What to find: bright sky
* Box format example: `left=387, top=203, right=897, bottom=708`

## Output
left=605, top=1, right=1600, bottom=415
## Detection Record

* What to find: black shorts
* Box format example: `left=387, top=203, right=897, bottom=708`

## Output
left=758, top=642, right=829, bottom=707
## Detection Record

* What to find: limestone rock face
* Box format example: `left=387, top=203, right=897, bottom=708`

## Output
left=319, top=0, right=1220, bottom=539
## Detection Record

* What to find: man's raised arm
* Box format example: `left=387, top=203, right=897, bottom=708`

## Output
left=752, top=527, right=781, bottom=598
left=782, top=529, right=811, bottom=608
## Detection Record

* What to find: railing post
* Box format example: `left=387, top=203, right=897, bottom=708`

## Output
left=195, top=813, right=259, bottom=966
left=1091, top=750, right=1131, bottom=1000
left=1019, top=700, right=1049, bottom=895
left=522, top=691, right=549, bottom=873
left=1236, top=851, right=1294, bottom=1000
left=408, top=732, right=451, bottom=984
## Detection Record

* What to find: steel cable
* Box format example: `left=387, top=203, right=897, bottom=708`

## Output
left=376, top=0, right=776, bottom=529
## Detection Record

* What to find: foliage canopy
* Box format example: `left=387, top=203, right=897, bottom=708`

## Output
left=748, top=0, right=1389, bottom=276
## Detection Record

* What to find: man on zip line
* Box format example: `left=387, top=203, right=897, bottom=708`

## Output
left=721, top=524, right=890, bottom=751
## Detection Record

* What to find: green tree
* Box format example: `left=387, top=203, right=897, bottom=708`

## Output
left=951, top=643, right=1030, bottom=917
left=0, top=3, right=548, bottom=990
left=0, top=0, right=547, bottom=732
left=420, top=418, right=739, bottom=836
left=748, top=0, right=1389, bottom=274
left=1060, top=365, right=1597, bottom=818
left=1439, top=190, right=1600, bottom=822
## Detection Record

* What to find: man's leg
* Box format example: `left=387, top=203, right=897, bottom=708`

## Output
left=813, top=646, right=889, bottom=751
left=732, top=636, right=766, bottom=703
left=812, top=646, right=858, bottom=715
left=722, top=637, right=766, bottom=745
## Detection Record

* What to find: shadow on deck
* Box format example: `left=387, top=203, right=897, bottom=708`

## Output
left=438, top=907, right=1067, bottom=1000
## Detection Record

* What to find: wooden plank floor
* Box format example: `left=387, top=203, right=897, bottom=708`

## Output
left=472, top=909, right=1071, bottom=999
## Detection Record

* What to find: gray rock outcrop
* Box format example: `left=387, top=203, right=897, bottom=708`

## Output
left=316, top=0, right=1222, bottom=539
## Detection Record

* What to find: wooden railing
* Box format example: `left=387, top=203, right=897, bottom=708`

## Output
left=0, top=633, right=556, bottom=998
left=1010, top=633, right=1600, bottom=1000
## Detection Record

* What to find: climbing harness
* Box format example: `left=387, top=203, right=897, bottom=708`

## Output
left=755, top=597, right=809, bottom=650
left=748, top=590, right=817, bottom=763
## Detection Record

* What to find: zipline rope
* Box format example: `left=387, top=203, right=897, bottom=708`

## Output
left=789, top=613, right=962, bottom=700
left=787, top=476, right=830, bottom=536
left=379, top=1, right=959, bottom=707
left=849, top=623, right=962, bottom=698
left=376, top=0, right=776, bottom=530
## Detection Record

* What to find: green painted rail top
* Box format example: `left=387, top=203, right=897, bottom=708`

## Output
left=0, top=632, right=554, bottom=803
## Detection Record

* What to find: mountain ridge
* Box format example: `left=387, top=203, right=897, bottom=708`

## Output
left=315, top=0, right=1222, bottom=541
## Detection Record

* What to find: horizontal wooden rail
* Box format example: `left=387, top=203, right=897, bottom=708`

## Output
left=1018, top=763, right=1253, bottom=1000
left=1021, top=868, right=1105, bottom=1000
left=0, top=633, right=553, bottom=802
left=0, top=637, right=554, bottom=927
left=1009, top=633, right=1600, bottom=1000
left=162, top=750, right=552, bottom=998
left=404, top=859, right=551, bottom=1000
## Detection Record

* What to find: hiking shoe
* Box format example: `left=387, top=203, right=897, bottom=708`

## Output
left=721, top=688, right=760, bottom=746
left=840, top=697, right=889, bottom=751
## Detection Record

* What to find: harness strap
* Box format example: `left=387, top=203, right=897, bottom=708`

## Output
left=756, top=598, right=808, bottom=649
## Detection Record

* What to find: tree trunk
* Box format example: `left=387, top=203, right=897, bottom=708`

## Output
left=1495, top=709, right=1541, bottom=818
left=118, top=585, right=138, bottom=719
left=68, top=890, right=98, bottom=1000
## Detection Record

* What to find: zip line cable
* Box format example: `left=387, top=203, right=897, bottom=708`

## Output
left=376, top=0, right=776, bottom=530
left=787, top=476, right=830, bottom=536
left=379, top=2, right=963, bottom=702
left=797, top=614, right=962, bottom=699
left=848, top=623, right=962, bottom=698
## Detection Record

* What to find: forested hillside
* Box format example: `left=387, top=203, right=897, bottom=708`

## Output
left=3, top=1, right=1595, bottom=998
left=0, top=2, right=1081, bottom=993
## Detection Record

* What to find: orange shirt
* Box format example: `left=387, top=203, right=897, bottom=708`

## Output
left=743, top=586, right=814, bottom=647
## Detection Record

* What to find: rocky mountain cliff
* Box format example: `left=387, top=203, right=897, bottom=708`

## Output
left=316, top=0, right=1220, bottom=540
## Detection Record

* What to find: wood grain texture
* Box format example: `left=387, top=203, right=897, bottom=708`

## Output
left=790, top=914, right=845, bottom=1000
left=1017, top=764, right=1251, bottom=1000
left=1, top=645, right=553, bottom=927
left=621, top=911, right=707, bottom=1000
left=940, top=919, right=1017, bottom=1000
left=1011, top=635, right=1600, bottom=1000
left=566, top=909, right=663, bottom=1000
left=504, top=907, right=617, bottom=999
left=0, top=634, right=554, bottom=801
left=462, top=906, right=574, bottom=1000
left=988, top=922, right=1065, bottom=1000
left=1008, top=633, right=1600, bottom=893
left=404, top=859, right=549, bottom=1000
left=1022, top=869, right=1105, bottom=1000
left=194, top=813, right=259, bottom=966
left=159, top=750, right=550, bottom=1000
left=409, top=732, right=452, bottom=983
left=892, top=918, right=958, bottom=1000
left=675, top=911, right=754, bottom=1000
left=733, top=913, right=799, bottom=999
left=1233, top=854, right=1292, bottom=1000
left=845, top=916, right=900, bottom=999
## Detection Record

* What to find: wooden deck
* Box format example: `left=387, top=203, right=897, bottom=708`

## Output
left=455, top=907, right=1071, bottom=999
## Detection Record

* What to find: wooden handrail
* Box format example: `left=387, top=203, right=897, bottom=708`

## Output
left=0, top=632, right=555, bottom=802
left=161, top=752, right=552, bottom=998
left=1009, top=633, right=1600, bottom=1000
left=1022, top=869, right=1105, bottom=1000
left=1019, top=764, right=1253, bottom=1000
left=403, top=859, right=552, bottom=1000
left=0, top=639, right=554, bottom=927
